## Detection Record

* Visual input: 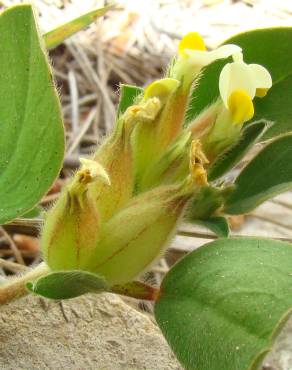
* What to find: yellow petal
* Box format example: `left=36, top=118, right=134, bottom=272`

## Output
left=144, top=78, right=180, bottom=100
left=178, top=32, right=206, bottom=57
left=256, top=88, right=269, bottom=98
left=228, top=89, right=254, bottom=125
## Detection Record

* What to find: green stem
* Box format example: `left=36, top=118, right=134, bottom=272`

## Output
left=0, top=264, right=161, bottom=304
left=0, top=262, right=50, bottom=305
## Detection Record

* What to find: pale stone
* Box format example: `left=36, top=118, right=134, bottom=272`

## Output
left=0, top=293, right=182, bottom=370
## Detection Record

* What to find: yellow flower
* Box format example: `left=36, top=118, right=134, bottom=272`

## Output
left=178, top=32, right=241, bottom=66
left=189, top=52, right=272, bottom=161
left=171, top=32, right=241, bottom=90
left=219, top=52, right=272, bottom=125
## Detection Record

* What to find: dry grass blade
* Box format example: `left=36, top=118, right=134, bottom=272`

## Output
left=177, top=230, right=292, bottom=243
left=62, top=93, right=98, bottom=115
left=66, top=41, right=115, bottom=126
left=66, top=106, right=98, bottom=155
left=0, top=227, right=25, bottom=265
left=271, top=198, right=292, bottom=210
left=41, top=192, right=61, bottom=206
left=5, top=217, right=292, bottom=244
left=4, top=219, right=44, bottom=238
left=249, top=214, right=292, bottom=233
left=68, top=68, right=79, bottom=137
left=0, top=258, right=29, bottom=273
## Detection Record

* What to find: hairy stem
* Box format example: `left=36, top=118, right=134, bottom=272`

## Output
left=111, top=281, right=160, bottom=301
left=0, top=262, right=50, bottom=305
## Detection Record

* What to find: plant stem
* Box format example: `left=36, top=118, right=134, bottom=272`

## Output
left=111, top=281, right=160, bottom=301
left=0, top=262, right=50, bottom=305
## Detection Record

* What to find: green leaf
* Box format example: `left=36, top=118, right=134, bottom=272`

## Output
left=155, top=238, right=292, bottom=370
left=208, top=120, right=269, bottom=181
left=186, top=28, right=292, bottom=126
left=27, top=270, right=108, bottom=300
left=194, top=216, right=230, bottom=238
left=44, top=5, right=113, bottom=50
left=0, top=5, right=64, bottom=224
left=225, top=134, right=292, bottom=214
left=117, top=84, right=143, bottom=115
left=186, top=59, right=224, bottom=124
left=254, top=75, right=292, bottom=139
left=22, top=206, right=42, bottom=219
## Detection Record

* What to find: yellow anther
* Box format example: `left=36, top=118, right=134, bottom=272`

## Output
left=228, top=89, right=254, bottom=125
left=256, top=88, right=269, bottom=98
left=192, top=164, right=208, bottom=186
left=189, top=140, right=209, bottom=186
left=191, top=140, right=209, bottom=165
left=178, top=32, right=206, bottom=57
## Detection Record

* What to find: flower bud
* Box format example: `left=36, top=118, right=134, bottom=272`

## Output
left=42, top=159, right=110, bottom=271
left=132, top=78, right=181, bottom=186
left=189, top=102, right=221, bottom=139
left=84, top=182, right=194, bottom=285
left=199, top=102, right=245, bottom=162
left=89, top=97, right=161, bottom=222
left=42, top=141, right=208, bottom=285
left=197, top=52, right=273, bottom=162
left=79, top=142, right=208, bottom=285
left=139, top=131, right=192, bottom=191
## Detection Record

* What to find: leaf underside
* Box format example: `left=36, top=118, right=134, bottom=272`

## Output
left=27, top=270, right=108, bottom=300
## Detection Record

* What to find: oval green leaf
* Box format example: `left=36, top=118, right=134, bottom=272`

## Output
left=27, top=270, right=108, bottom=300
left=155, top=238, right=292, bottom=370
left=193, top=216, right=230, bottom=238
left=225, top=134, right=292, bottom=214
left=0, top=5, right=64, bottom=224
left=186, top=58, right=224, bottom=124
left=254, top=75, right=292, bottom=140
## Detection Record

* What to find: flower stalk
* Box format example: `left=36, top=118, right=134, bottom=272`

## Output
left=0, top=263, right=49, bottom=305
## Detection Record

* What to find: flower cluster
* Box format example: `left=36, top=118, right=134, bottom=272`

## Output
left=41, top=32, right=272, bottom=286
left=181, top=33, right=272, bottom=159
